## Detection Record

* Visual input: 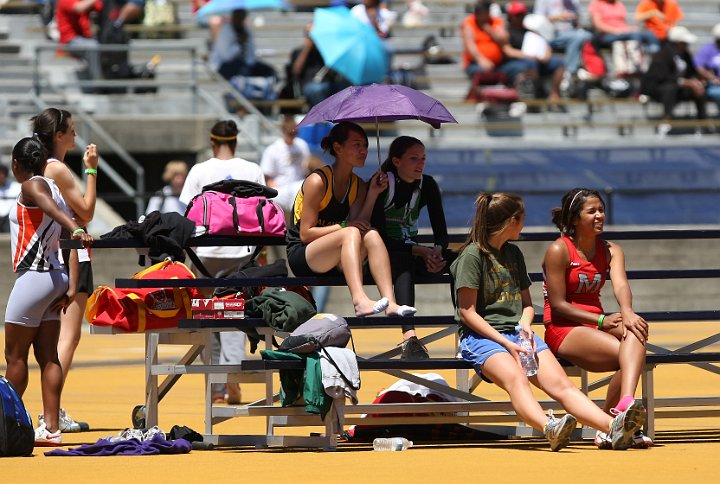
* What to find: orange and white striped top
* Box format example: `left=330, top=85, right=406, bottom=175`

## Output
left=10, top=176, right=70, bottom=272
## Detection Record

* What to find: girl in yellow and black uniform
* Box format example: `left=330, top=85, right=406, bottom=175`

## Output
left=286, top=122, right=416, bottom=319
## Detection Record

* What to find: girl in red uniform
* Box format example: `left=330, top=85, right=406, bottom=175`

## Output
left=542, top=187, right=651, bottom=448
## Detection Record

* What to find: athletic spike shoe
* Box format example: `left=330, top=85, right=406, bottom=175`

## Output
left=544, top=410, right=577, bottom=451
left=608, top=400, right=646, bottom=450
left=400, top=336, right=430, bottom=360
left=34, top=422, right=62, bottom=447
left=631, top=430, right=653, bottom=448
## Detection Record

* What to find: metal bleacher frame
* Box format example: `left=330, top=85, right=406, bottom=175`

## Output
left=75, top=228, right=720, bottom=449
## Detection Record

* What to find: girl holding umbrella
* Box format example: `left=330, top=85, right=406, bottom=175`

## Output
left=286, top=122, right=416, bottom=319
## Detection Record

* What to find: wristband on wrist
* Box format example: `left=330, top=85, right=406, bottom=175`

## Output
left=85, top=168, right=97, bottom=175
left=340, top=220, right=346, bottom=228
left=597, top=314, right=605, bottom=329
left=72, top=228, right=86, bottom=236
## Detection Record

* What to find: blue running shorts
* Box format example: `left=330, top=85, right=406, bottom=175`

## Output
left=460, top=329, right=549, bottom=382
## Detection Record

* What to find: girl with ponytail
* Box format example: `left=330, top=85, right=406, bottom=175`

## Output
left=31, top=107, right=99, bottom=433
left=450, top=192, right=644, bottom=451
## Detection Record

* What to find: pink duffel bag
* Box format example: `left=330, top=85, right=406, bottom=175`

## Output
left=185, top=191, right=285, bottom=237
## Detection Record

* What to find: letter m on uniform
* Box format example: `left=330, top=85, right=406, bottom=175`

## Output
left=575, top=273, right=602, bottom=293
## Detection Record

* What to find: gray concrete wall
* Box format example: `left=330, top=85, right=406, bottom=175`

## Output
left=1, top=233, right=718, bottom=323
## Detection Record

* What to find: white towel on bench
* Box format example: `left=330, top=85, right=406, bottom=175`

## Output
left=320, top=347, right=360, bottom=404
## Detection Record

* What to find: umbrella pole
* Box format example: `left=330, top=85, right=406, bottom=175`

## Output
left=375, top=118, right=381, bottom=166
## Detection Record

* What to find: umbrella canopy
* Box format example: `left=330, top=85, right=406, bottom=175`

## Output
left=297, top=84, right=458, bottom=129
left=197, top=0, right=286, bottom=18
left=309, top=6, right=388, bottom=86
left=297, top=84, right=457, bottom=165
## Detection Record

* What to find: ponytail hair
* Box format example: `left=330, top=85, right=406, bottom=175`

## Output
left=30, top=108, right=71, bottom=157
left=12, top=137, right=47, bottom=176
left=320, top=122, right=367, bottom=158
left=551, top=187, right=604, bottom=237
left=461, top=192, right=525, bottom=254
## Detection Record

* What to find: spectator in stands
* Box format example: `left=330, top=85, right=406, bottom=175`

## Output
left=634, top=0, right=683, bottom=43
left=179, top=120, right=266, bottom=405
left=145, top=160, right=188, bottom=215
left=369, top=136, right=455, bottom=360
left=503, top=5, right=566, bottom=110
left=180, top=120, right=265, bottom=404
left=56, top=0, right=104, bottom=80
left=260, top=115, right=310, bottom=214
left=543, top=188, right=653, bottom=449
left=4, top=137, right=93, bottom=448
left=451, top=192, right=646, bottom=452
left=32, top=107, right=98, bottom=434
left=0, top=164, right=21, bottom=233
left=193, top=0, right=225, bottom=46
left=640, top=26, right=706, bottom=135
left=289, top=28, right=351, bottom=107
left=351, top=0, right=396, bottom=73
left=534, top=0, right=593, bottom=78
left=111, top=0, right=145, bottom=27
left=285, top=122, right=416, bottom=320
left=461, top=0, right=535, bottom=89
left=694, top=23, right=720, bottom=116
left=350, top=0, right=397, bottom=39
left=209, top=9, right=256, bottom=78
left=588, top=0, right=660, bottom=53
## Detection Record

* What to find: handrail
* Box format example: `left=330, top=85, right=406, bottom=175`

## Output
left=31, top=69, right=147, bottom=219
left=30, top=42, right=281, bottom=214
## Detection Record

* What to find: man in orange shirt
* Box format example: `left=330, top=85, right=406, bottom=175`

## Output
left=635, top=0, right=683, bottom=41
left=461, top=0, right=535, bottom=85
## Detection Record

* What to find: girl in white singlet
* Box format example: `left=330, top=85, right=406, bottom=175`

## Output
left=31, top=108, right=98, bottom=432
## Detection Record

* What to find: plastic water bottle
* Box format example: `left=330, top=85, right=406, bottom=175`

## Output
left=372, top=437, right=413, bottom=451
left=515, top=325, right=538, bottom=377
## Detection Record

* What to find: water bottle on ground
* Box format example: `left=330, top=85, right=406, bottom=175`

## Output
left=372, top=437, right=413, bottom=451
left=515, top=325, right=538, bottom=377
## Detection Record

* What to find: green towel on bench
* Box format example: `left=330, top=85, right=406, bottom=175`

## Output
left=260, top=350, right=331, bottom=418
left=245, top=288, right=317, bottom=353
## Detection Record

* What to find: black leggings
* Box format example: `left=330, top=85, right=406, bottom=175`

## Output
left=390, top=249, right=456, bottom=332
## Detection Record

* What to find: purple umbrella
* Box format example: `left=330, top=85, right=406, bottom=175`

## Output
left=296, top=84, right=457, bottom=164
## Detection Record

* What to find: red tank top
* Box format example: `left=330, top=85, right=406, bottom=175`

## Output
left=543, top=236, right=608, bottom=326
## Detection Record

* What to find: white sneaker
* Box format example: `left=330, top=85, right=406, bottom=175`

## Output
left=608, top=400, right=645, bottom=450
left=594, top=430, right=612, bottom=449
left=143, top=426, right=167, bottom=441
left=34, top=422, right=62, bottom=447
left=544, top=410, right=577, bottom=452
left=657, top=122, right=672, bottom=138
left=38, top=408, right=89, bottom=433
